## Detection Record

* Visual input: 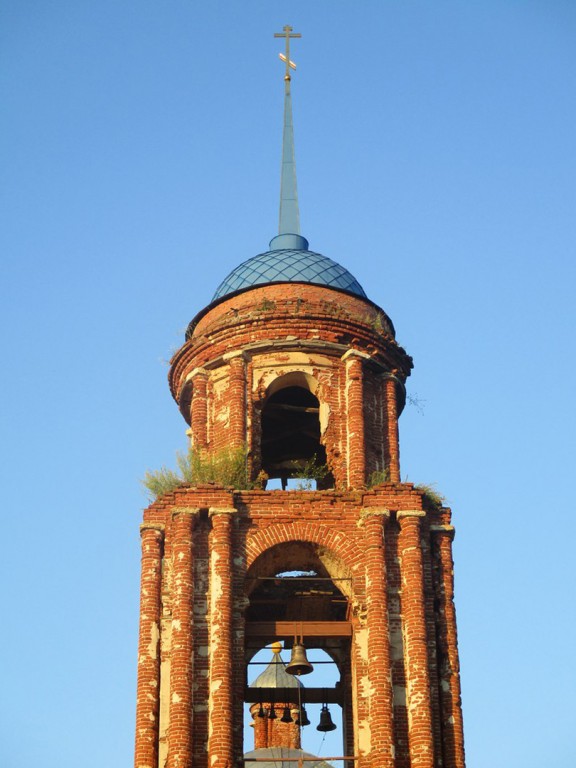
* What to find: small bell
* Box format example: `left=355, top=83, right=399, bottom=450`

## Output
left=285, top=642, right=314, bottom=676
left=280, top=706, right=293, bottom=723
left=257, top=703, right=266, bottom=719
left=299, top=705, right=311, bottom=727
left=268, top=704, right=277, bottom=720
left=317, top=704, right=337, bottom=732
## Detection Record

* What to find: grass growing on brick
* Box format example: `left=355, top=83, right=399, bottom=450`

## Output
left=291, top=454, right=330, bottom=490
left=368, top=468, right=390, bottom=487
left=414, top=483, right=446, bottom=509
left=143, top=446, right=251, bottom=499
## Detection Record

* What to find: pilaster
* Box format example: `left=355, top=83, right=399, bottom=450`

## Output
left=225, top=352, right=247, bottom=448
left=397, top=510, right=434, bottom=768
left=167, top=508, right=198, bottom=768
left=207, top=507, right=236, bottom=768
left=361, top=508, right=395, bottom=768
left=343, top=350, right=368, bottom=488
left=384, top=377, right=400, bottom=483
left=431, top=525, right=465, bottom=768
left=189, top=369, right=209, bottom=450
left=135, top=523, right=165, bottom=768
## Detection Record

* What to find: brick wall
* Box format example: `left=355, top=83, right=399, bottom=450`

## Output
left=168, top=284, right=412, bottom=490
left=134, top=282, right=465, bottom=768
left=134, top=485, right=465, bottom=768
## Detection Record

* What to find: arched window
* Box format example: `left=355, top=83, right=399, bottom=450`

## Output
left=261, top=375, right=333, bottom=489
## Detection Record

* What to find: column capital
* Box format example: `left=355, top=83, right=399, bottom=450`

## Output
left=140, top=522, right=165, bottom=534
left=208, top=507, right=237, bottom=517
left=171, top=506, right=201, bottom=520
left=341, top=348, right=371, bottom=363
left=185, top=366, right=208, bottom=382
left=222, top=349, right=247, bottom=362
left=360, top=507, right=390, bottom=521
left=397, top=509, right=426, bottom=520
left=430, top=524, right=456, bottom=540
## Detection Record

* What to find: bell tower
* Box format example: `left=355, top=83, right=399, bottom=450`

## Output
left=134, top=26, right=465, bottom=768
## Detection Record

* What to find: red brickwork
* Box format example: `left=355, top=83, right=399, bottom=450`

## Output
left=432, top=525, right=465, bottom=768
left=135, top=281, right=465, bottom=767
left=207, top=509, right=234, bottom=768
left=169, top=284, right=412, bottom=490
left=344, top=352, right=367, bottom=489
left=135, top=524, right=164, bottom=768
left=135, top=484, right=465, bottom=768
left=190, top=371, right=208, bottom=450
left=385, top=377, right=401, bottom=483
left=249, top=703, right=301, bottom=750
left=397, top=511, right=434, bottom=768
left=362, top=509, right=395, bottom=768
left=226, top=354, right=247, bottom=448
left=167, top=509, right=196, bottom=768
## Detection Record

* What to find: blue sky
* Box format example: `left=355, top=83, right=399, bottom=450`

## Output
left=1, top=2, right=575, bottom=767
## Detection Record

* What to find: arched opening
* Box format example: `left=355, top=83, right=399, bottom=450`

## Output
left=244, top=645, right=343, bottom=765
left=243, top=543, right=354, bottom=766
left=260, top=375, right=333, bottom=489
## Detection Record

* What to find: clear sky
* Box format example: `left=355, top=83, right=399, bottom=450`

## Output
left=1, top=2, right=575, bottom=767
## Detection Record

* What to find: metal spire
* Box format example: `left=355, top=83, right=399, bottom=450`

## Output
left=270, top=26, right=309, bottom=251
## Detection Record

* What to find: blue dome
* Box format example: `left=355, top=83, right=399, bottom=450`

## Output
left=212, top=246, right=367, bottom=302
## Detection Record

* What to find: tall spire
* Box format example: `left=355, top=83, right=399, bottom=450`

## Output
left=271, top=26, right=308, bottom=251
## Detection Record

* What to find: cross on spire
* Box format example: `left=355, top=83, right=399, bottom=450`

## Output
left=274, top=25, right=301, bottom=81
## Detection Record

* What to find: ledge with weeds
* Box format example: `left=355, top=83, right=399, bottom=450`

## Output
left=142, top=446, right=252, bottom=500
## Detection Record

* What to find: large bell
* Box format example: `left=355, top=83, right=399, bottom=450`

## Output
left=285, top=642, right=314, bottom=676
left=316, top=704, right=337, bottom=732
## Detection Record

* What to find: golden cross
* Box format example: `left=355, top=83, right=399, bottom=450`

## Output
left=274, top=25, right=301, bottom=80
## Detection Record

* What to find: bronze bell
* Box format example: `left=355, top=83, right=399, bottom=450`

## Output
left=317, top=704, right=337, bottom=732
left=280, top=706, right=293, bottom=723
left=296, top=705, right=311, bottom=727
left=257, top=702, right=266, bottom=719
left=285, top=642, right=314, bottom=676
left=268, top=704, right=277, bottom=720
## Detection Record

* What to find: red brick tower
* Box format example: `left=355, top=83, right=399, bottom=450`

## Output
left=134, top=26, right=465, bottom=768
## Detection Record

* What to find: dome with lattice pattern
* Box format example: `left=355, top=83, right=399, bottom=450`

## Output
left=212, top=235, right=366, bottom=302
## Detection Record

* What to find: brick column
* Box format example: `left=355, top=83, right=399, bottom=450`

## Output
left=431, top=525, right=465, bottom=768
left=397, top=510, right=434, bottom=768
left=362, top=509, right=395, bottom=768
left=208, top=508, right=235, bottom=768
left=190, top=369, right=209, bottom=450
left=351, top=620, right=371, bottom=762
left=343, top=350, right=368, bottom=488
left=225, top=352, right=247, bottom=448
left=167, top=508, right=197, bottom=768
left=135, top=524, right=164, bottom=768
left=384, top=377, right=400, bottom=483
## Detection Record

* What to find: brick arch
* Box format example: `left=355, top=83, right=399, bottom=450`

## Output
left=245, top=521, right=364, bottom=588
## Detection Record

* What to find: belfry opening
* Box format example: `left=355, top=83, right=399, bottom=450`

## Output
left=244, top=542, right=352, bottom=761
left=134, top=24, right=465, bottom=768
left=260, top=375, right=332, bottom=489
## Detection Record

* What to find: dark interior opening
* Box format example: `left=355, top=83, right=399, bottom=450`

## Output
left=246, top=572, right=348, bottom=624
left=261, top=385, right=332, bottom=488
